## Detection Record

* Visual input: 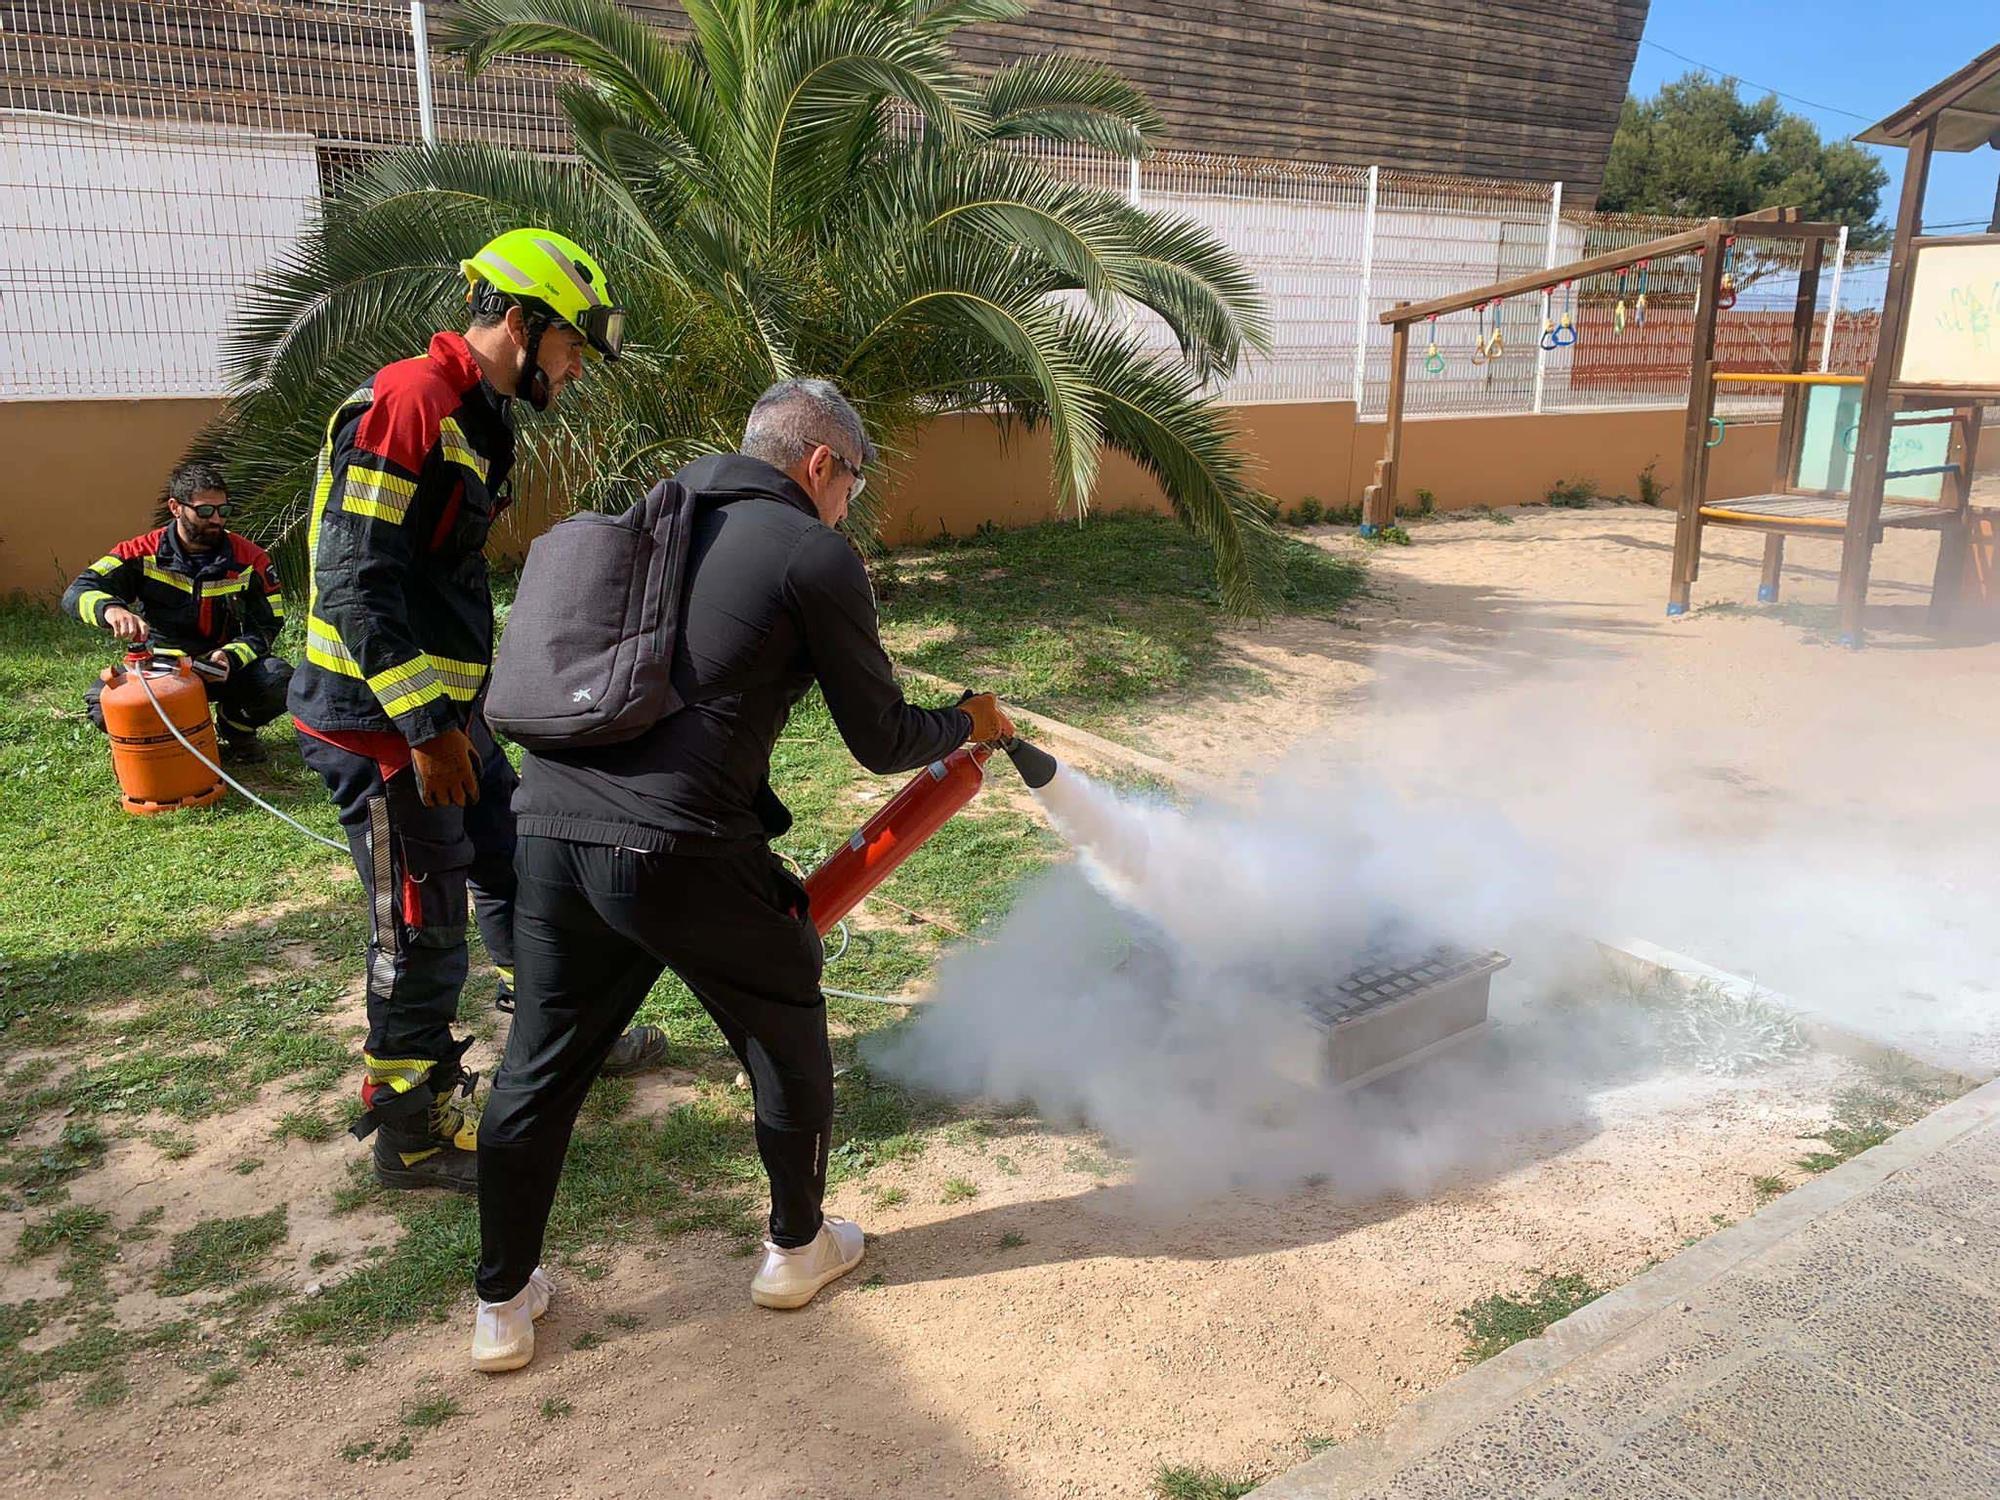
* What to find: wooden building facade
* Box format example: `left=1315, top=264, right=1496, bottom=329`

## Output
left=1, top=1, right=1648, bottom=201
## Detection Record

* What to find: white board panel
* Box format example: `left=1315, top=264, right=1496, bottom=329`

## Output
left=1897, top=240, right=2000, bottom=391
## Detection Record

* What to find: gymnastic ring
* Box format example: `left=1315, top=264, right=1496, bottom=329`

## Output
left=1840, top=422, right=1859, bottom=455
left=1539, top=329, right=1560, bottom=352
left=1706, top=417, right=1726, bottom=449
left=1554, top=325, right=1578, bottom=347
left=1423, top=350, right=1446, bottom=375
left=1488, top=333, right=1505, bottom=358
left=1716, top=287, right=1738, bottom=312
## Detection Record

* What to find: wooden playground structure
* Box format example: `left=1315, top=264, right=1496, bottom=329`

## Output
left=1367, top=44, right=2000, bottom=646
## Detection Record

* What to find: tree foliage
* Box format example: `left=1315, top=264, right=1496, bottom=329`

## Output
left=209, top=0, right=1280, bottom=608
left=1600, top=72, right=1889, bottom=251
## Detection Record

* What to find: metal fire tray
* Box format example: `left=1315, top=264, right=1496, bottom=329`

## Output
left=1306, top=947, right=1510, bottom=1087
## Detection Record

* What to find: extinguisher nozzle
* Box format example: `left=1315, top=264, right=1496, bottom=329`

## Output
left=998, top=735, right=1059, bottom=789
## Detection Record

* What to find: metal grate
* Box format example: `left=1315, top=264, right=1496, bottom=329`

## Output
left=1303, top=947, right=1510, bottom=1028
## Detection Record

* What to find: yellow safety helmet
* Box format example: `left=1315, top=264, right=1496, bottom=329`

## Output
left=460, top=229, right=625, bottom=361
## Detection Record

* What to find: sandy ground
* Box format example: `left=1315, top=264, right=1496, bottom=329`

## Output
left=9, top=502, right=1997, bottom=1498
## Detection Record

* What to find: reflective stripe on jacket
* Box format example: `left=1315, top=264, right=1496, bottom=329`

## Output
left=286, top=331, right=517, bottom=745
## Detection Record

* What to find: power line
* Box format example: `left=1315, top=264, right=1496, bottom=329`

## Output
left=1639, top=39, right=1878, bottom=126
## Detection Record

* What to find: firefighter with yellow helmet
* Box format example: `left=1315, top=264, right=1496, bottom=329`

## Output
left=290, top=230, right=664, bottom=1194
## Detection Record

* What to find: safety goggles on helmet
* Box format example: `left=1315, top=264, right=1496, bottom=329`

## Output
left=572, top=303, right=626, bottom=362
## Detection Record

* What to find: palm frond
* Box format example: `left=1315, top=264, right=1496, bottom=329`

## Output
left=980, top=56, right=1162, bottom=156
left=741, top=8, right=989, bottom=230
left=440, top=0, right=716, bottom=156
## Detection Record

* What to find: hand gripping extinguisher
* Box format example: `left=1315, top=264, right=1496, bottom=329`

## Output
left=98, top=648, right=228, bottom=815
left=803, top=735, right=1059, bottom=935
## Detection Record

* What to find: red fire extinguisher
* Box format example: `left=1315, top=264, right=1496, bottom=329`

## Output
left=803, top=735, right=1058, bottom=936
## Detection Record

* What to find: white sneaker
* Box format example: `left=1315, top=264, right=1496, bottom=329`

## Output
left=470, top=1264, right=555, bottom=1373
left=750, top=1217, right=866, bottom=1309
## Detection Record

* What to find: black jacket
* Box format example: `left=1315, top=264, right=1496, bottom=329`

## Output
left=287, top=331, right=516, bottom=745
left=514, top=453, right=970, bottom=851
left=62, top=523, right=284, bottom=665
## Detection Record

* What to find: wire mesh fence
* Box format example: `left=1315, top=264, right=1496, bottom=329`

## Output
left=0, top=0, right=1883, bottom=415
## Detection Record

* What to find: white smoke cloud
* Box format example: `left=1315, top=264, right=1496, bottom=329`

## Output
left=867, top=660, right=2000, bottom=1201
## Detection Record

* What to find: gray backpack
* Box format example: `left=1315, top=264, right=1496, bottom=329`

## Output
left=485, top=477, right=702, bottom=751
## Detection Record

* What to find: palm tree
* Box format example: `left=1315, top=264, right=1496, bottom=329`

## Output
left=213, top=0, right=1276, bottom=607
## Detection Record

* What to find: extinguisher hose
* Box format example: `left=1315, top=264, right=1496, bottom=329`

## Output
left=135, top=674, right=927, bottom=1003
left=133, top=669, right=349, bottom=854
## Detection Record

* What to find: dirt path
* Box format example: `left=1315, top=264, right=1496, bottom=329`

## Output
left=11, top=503, right=1997, bottom=1498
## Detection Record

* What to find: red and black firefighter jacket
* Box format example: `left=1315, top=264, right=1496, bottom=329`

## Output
left=61, top=524, right=284, bottom=664
left=288, top=331, right=517, bottom=748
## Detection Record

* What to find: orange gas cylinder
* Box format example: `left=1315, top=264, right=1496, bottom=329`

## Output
left=98, top=650, right=226, bottom=815
left=804, top=744, right=992, bottom=935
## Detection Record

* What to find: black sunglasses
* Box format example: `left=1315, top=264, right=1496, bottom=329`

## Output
left=175, top=501, right=233, bottom=519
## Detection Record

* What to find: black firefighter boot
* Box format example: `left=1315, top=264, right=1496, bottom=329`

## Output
left=358, top=1059, right=479, bottom=1194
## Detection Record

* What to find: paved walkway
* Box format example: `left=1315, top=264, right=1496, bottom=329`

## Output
left=1257, top=1077, right=2000, bottom=1499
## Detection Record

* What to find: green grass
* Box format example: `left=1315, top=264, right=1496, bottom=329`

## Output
left=1750, top=1173, right=1789, bottom=1203
left=996, top=1231, right=1027, bottom=1250
left=1153, top=1463, right=1263, bottom=1499
left=400, top=1393, right=461, bottom=1429
left=156, top=1208, right=288, bottom=1296
left=1796, top=1067, right=1956, bottom=1174
left=540, top=1397, right=574, bottom=1421
left=939, top=1176, right=978, bottom=1203
left=1457, top=1274, right=1605, bottom=1363
left=875, top=513, right=1362, bottom=733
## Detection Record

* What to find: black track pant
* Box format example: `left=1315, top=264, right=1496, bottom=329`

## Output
left=297, top=716, right=517, bottom=1065
left=476, top=835, right=831, bottom=1304
left=87, top=654, right=294, bottom=735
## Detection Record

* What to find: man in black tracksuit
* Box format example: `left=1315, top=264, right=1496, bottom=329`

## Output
left=470, top=379, right=1014, bottom=1368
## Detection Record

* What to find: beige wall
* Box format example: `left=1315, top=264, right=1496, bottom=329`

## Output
left=0, top=399, right=222, bottom=600
left=1, top=395, right=1787, bottom=600
left=881, top=401, right=1782, bottom=540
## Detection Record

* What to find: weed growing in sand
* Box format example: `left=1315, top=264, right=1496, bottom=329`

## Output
left=541, top=1398, right=574, bottom=1421
left=401, top=1394, right=461, bottom=1429
left=77, top=1370, right=128, bottom=1410
left=997, top=1231, right=1027, bottom=1250
left=233, top=1158, right=264, bottom=1175
left=940, top=1177, right=979, bottom=1203
left=1544, top=478, right=1600, bottom=508
left=157, top=1207, right=288, bottom=1296
left=1637, top=462, right=1667, bottom=507
left=605, top=1312, right=641, bottom=1331
left=993, top=1155, right=1021, bottom=1177
left=1, top=1120, right=107, bottom=1207
left=1153, top=1463, right=1262, bottom=1499
left=147, top=1130, right=197, bottom=1162
left=275, top=1108, right=336, bottom=1145
left=872, top=1186, right=908, bottom=1208
left=1457, top=1273, right=1604, bottom=1363
left=1364, top=525, right=1412, bottom=546
left=1796, top=1067, right=1957, bottom=1174
left=573, top=1331, right=604, bottom=1351
left=1751, top=1174, right=1789, bottom=1203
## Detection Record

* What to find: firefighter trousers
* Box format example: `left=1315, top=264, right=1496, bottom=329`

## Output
left=297, top=716, right=517, bottom=1068
left=476, top=835, right=831, bottom=1303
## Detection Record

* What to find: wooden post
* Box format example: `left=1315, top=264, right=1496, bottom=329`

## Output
left=1668, top=221, right=1729, bottom=615
left=1759, top=536, right=1787, bottom=603
left=1363, top=308, right=1411, bottom=533
left=1838, top=121, right=1935, bottom=646
left=1929, top=406, right=1983, bottom=630
left=1773, top=238, right=1826, bottom=493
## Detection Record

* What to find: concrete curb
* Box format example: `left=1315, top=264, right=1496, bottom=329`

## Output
left=1252, top=1076, right=2000, bottom=1497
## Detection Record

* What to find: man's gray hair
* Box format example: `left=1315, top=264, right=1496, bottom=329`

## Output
left=742, top=378, right=877, bottom=471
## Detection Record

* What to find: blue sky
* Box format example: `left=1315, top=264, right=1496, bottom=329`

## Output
left=1630, top=1, right=1995, bottom=232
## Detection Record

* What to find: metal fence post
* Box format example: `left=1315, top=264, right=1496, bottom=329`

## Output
left=1819, top=224, right=1848, bottom=372
left=1127, top=156, right=1141, bottom=206
left=410, top=2, right=438, bottom=145
left=1531, top=181, right=1563, bottom=414
left=1352, top=165, right=1378, bottom=411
